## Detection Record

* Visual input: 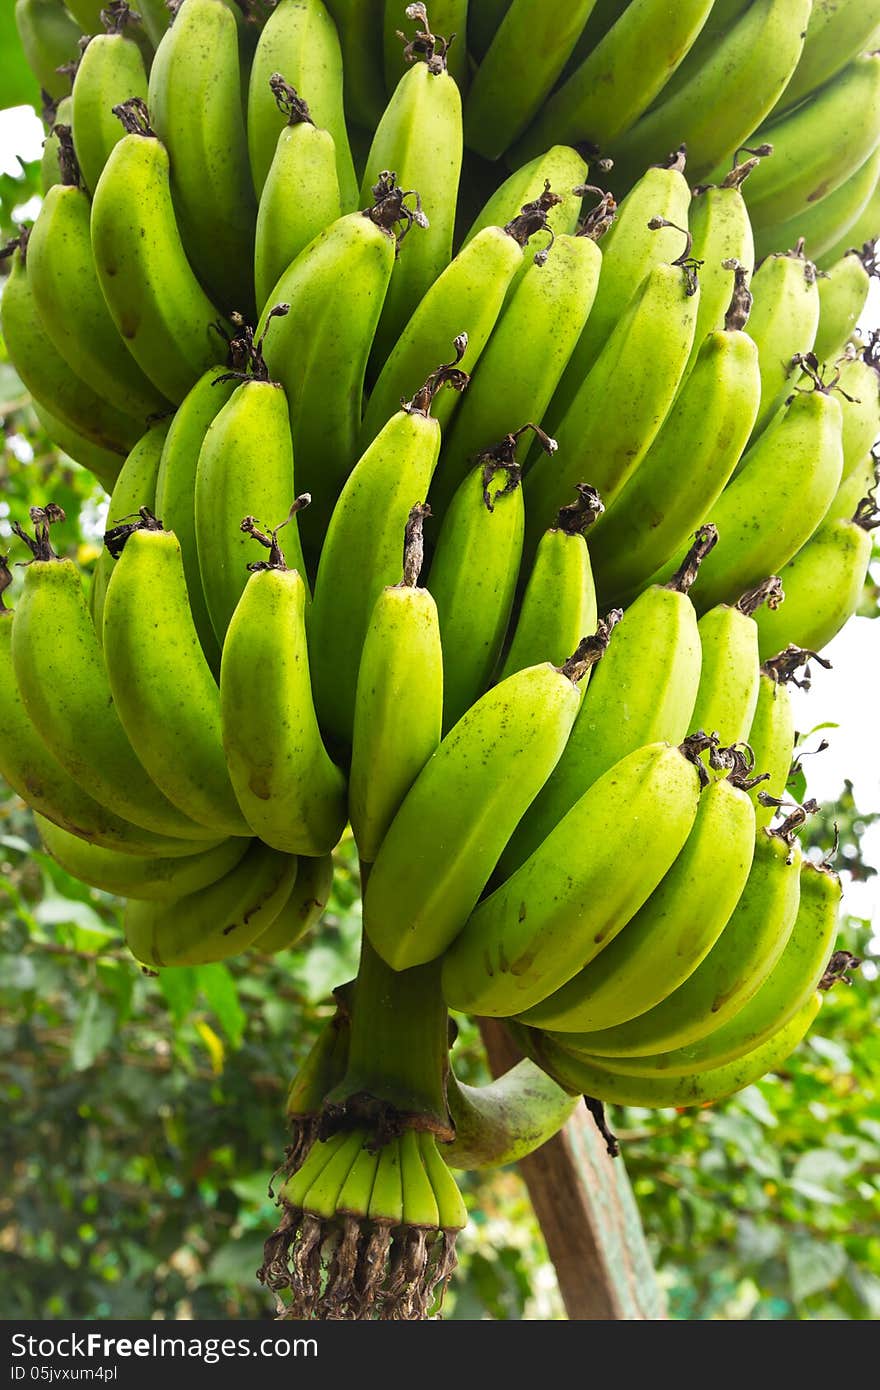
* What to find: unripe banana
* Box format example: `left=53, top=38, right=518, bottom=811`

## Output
left=102, top=520, right=252, bottom=838
left=71, top=12, right=148, bottom=194
left=367, top=1136, right=404, bottom=1224
left=738, top=242, right=821, bottom=442
left=41, top=96, right=72, bottom=195
left=400, top=1128, right=439, bottom=1230
left=776, top=0, right=880, bottom=113
left=124, top=838, right=298, bottom=967
left=417, top=1131, right=468, bottom=1232
left=441, top=737, right=705, bottom=1019
left=835, top=346, right=880, bottom=479
left=443, top=1058, right=578, bottom=1170
left=90, top=99, right=228, bottom=405
left=364, top=619, right=618, bottom=971
left=384, top=1, right=470, bottom=95
left=220, top=539, right=348, bottom=856
left=91, top=419, right=170, bottom=640
left=15, top=0, right=82, bottom=100
left=823, top=449, right=877, bottom=525
left=689, top=578, right=785, bottom=747
left=251, top=852, right=334, bottom=955
left=137, top=0, right=171, bottom=46
left=814, top=250, right=874, bottom=364
left=321, top=0, right=387, bottom=132
left=349, top=505, right=443, bottom=863
left=253, top=78, right=343, bottom=313
left=64, top=1, right=110, bottom=31
left=460, top=144, right=589, bottom=280
left=817, top=185, right=880, bottom=270
left=746, top=647, right=818, bottom=831
left=754, top=144, right=880, bottom=267
left=31, top=403, right=121, bottom=494
left=685, top=160, right=758, bottom=365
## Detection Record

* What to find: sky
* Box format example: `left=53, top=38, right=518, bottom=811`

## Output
left=1, top=103, right=878, bottom=950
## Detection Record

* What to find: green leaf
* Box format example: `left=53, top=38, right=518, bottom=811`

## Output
left=157, top=966, right=200, bottom=1027
left=197, top=964, right=246, bottom=1051
left=787, top=1237, right=847, bottom=1303
left=71, top=992, right=115, bottom=1071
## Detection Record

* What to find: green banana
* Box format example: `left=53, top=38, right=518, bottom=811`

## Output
left=443, top=1058, right=578, bottom=1170
left=776, top=0, right=880, bottom=113
left=253, top=77, right=343, bottom=313
left=441, top=737, right=706, bottom=1019
left=26, top=136, right=169, bottom=423
left=525, top=993, right=822, bottom=1107
left=367, top=1136, right=404, bottom=1223
left=308, top=348, right=467, bottom=748
left=364, top=618, right=618, bottom=971
left=349, top=504, right=444, bottom=863
left=417, top=1131, right=468, bottom=1231
left=460, top=144, right=589, bottom=274
left=589, top=278, right=761, bottom=606
left=607, top=0, right=812, bottom=191
left=817, top=181, right=880, bottom=269
left=463, top=0, right=599, bottom=160
left=358, top=5, right=463, bottom=365
left=15, top=0, right=82, bottom=100
left=64, top=1, right=109, bottom=31
left=815, top=248, right=874, bottom=363
left=102, top=520, right=252, bottom=838
left=136, top=0, right=171, bottom=46
left=649, top=376, right=844, bottom=615
left=321, top=0, right=387, bottom=132
left=634, top=0, right=753, bottom=112
left=754, top=143, right=880, bottom=267
left=220, top=534, right=348, bottom=856
left=823, top=448, right=877, bottom=525
left=528, top=259, right=701, bottom=539
left=384, top=0, right=470, bottom=94
left=10, top=508, right=209, bottom=841
left=548, top=823, right=804, bottom=1049
left=689, top=578, right=785, bottom=747
left=148, top=0, right=256, bottom=318
left=467, top=0, right=513, bottom=60
left=433, top=228, right=603, bottom=520
left=90, top=98, right=228, bottom=405
left=754, top=494, right=880, bottom=659
left=41, top=95, right=72, bottom=195
left=499, top=530, right=710, bottom=881
left=124, top=838, right=299, bottom=967
left=835, top=346, right=880, bottom=479
left=747, top=647, right=818, bottom=831
left=1, top=235, right=141, bottom=456
left=31, top=403, right=122, bottom=494
left=513, top=767, right=757, bottom=1034
left=335, top=1142, right=381, bottom=1220
left=740, top=242, right=822, bottom=442
left=247, top=0, right=357, bottom=210
left=685, top=160, right=759, bottom=364
left=251, top=852, right=334, bottom=955
left=91, top=419, right=170, bottom=640
left=497, top=484, right=601, bottom=680
left=593, top=858, right=840, bottom=1078
left=194, top=322, right=305, bottom=646
left=34, top=813, right=248, bottom=901
left=70, top=11, right=149, bottom=194
left=400, top=1128, right=439, bottom=1230
left=512, top=0, right=714, bottom=163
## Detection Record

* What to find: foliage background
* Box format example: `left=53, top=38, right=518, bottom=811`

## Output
left=1, top=125, right=879, bottom=1323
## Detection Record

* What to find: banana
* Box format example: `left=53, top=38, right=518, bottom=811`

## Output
left=247, top=0, right=357, bottom=210
left=124, top=838, right=299, bottom=967
left=648, top=375, right=845, bottom=615
left=220, top=531, right=348, bottom=856
left=286, top=1011, right=350, bottom=1128
left=525, top=993, right=822, bottom=1107
left=512, top=766, right=757, bottom=1034
left=527, top=259, right=701, bottom=540
left=251, top=852, right=334, bottom=955
left=742, top=242, right=822, bottom=442
left=548, top=821, right=804, bottom=1049
left=634, top=0, right=753, bottom=111
left=835, top=346, right=880, bottom=479
left=400, top=1128, right=439, bottom=1230
left=34, top=813, right=248, bottom=901
left=824, top=448, right=878, bottom=525
left=64, top=1, right=109, bottom=30
left=308, top=347, right=467, bottom=748
left=499, top=530, right=710, bottom=881
left=1, top=234, right=141, bottom=456
left=467, top=0, right=513, bottom=60
left=136, top=0, right=171, bottom=47
left=417, top=1131, right=468, bottom=1231
left=432, top=229, right=603, bottom=520
left=147, top=0, right=256, bottom=318
left=349, top=504, right=444, bottom=864
left=253, top=77, right=343, bottom=313
left=588, top=277, right=761, bottom=605
left=70, top=9, right=149, bottom=194
left=278, top=1129, right=351, bottom=1211
left=428, top=434, right=534, bottom=733
left=815, top=248, right=874, bottom=364
left=26, top=133, right=169, bottom=423
left=367, top=1136, right=404, bottom=1223
left=548, top=153, right=691, bottom=407
left=31, top=403, right=122, bottom=494
left=607, top=0, right=812, bottom=191
left=102, top=520, right=252, bottom=838
left=364, top=618, right=618, bottom=971
left=686, top=161, right=759, bottom=363
left=594, top=858, right=840, bottom=1078
left=358, top=5, right=463, bottom=365
left=90, top=98, right=228, bottom=405
left=512, top=0, right=714, bottom=164
left=440, top=737, right=706, bottom=1019
left=41, top=96, right=72, bottom=195
left=335, top=1142, right=381, bottom=1220
left=755, top=143, right=880, bottom=267
left=463, top=0, right=599, bottom=160
left=747, top=647, right=820, bottom=831
left=689, top=578, right=785, bottom=747
left=817, top=184, right=880, bottom=270
left=257, top=178, right=419, bottom=546
left=10, top=508, right=210, bottom=841
left=321, top=0, right=387, bottom=132
left=15, top=0, right=82, bottom=100
left=497, top=485, right=601, bottom=680
left=361, top=191, right=557, bottom=444
left=443, top=1057, right=578, bottom=1169
left=776, top=0, right=880, bottom=113
left=754, top=494, right=880, bottom=659
left=194, top=322, right=306, bottom=646
left=91, top=419, right=170, bottom=640
left=384, top=0, right=470, bottom=94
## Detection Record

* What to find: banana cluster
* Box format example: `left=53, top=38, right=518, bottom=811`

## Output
left=5, top=0, right=878, bottom=1321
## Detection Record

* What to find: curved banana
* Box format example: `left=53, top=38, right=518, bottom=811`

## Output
left=440, top=737, right=705, bottom=1019
left=321, top=0, right=387, bottom=132
left=247, top=0, right=356, bottom=209
left=817, top=183, right=880, bottom=270
left=459, top=143, right=588, bottom=271
left=513, top=769, right=757, bottom=1034
left=349, top=504, right=444, bottom=864
left=253, top=78, right=343, bottom=313
left=15, top=0, right=82, bottom=100
left=499, top=530, right=710, bottom=881
left=90, top=98, right=228, bottom=405
left=815, top=248, right=874, bottom=364
left=685, top=160, right=758, bottom=363
left=689, top=578, right=785, bottom=747
left=549, top=823, right=803, bottom=1049
left=836, top=346, right=880, bottom=479
left=746, top=647, right=814, bottom=831
left=34, top=813, right=248, bottom=901
left=417, top=1131, right=468, bottom=1233
left=91, top=419, right=170, bottom=639
left=364, top=619, right=618, bottom=971
left=71, top=11, right=149, bottom=195
left=148, top=0, right=257, bottom=317
left=443, top=1058, right=578, bottom=1170
left=742, top=242, right=821, bottom=441
left=31, top=403, right=122, bottom=494
left=124, top=838, right=299, bottom=967
left=251, top=853, right=334, bottom=955
left=775, top=0, right=880, bottom=113
left=823, top=449, right=877, bottom=526
left=220, top=540, right=348, bottom=856
left=755, top=144, right=880, bottom=267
